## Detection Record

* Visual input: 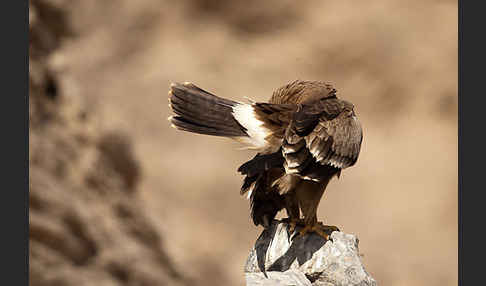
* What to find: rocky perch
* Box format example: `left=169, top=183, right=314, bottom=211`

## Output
left=245, top=221, right=377, bottom=286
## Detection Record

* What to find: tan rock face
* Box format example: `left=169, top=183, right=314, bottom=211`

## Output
left=29, top=1, right=187, bottom=285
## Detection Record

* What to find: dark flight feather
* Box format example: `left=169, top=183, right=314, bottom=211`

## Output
left=248, top=171, right=286, bottom=227
left=238, top=150, right=285, bottom=194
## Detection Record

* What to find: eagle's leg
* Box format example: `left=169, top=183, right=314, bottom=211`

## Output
left=283, top=192, right=303, bottom=233
left=296, top=179, right=338, bottom=240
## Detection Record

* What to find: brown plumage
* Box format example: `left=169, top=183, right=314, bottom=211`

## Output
left=168, top=80, right=363, bottom=238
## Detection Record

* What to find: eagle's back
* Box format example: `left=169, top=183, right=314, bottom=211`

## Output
left=269, top=80, right=337, bottom=105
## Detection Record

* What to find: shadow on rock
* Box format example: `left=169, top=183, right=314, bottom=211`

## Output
left=254, top=220, right=328, bottom=276
left=267, top=231, right=327, bottom=272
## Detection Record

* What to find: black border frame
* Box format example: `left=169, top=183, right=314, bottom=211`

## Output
left=459, top=0, right=483, bottom=285
left=1, top=0, right=29, bottom=285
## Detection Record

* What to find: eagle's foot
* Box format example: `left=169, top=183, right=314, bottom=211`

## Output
left=317, top=222, right=340, bottom=232
left=288, top=218, right=305, bottom=234
left=298, top=222, right=340, bottom=241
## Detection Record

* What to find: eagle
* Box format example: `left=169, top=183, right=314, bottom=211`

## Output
left=168, top=80, right=363, bottom=239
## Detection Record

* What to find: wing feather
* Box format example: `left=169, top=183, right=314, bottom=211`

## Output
left=282, top=100, right=363, bottom=182
left=315, top=114, right=362, bottom=169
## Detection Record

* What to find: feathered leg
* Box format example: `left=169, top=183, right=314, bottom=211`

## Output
left=296, top=178, right=339, bottom=240
left=283, top=191, right=303, bottom=233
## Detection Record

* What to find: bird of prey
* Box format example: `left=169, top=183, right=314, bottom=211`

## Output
left=168, top=80, right=363, bottom=239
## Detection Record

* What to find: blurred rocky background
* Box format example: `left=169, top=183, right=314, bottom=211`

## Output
left=29, top=0, right=457, bottom=285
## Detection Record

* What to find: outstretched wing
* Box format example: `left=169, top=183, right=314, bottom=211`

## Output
left=282, top=100, right=363, bottom=182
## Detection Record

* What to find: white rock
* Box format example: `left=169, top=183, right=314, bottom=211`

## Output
left=245, top=220, right=377, bottom=286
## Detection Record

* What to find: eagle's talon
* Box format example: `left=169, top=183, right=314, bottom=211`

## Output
left=282, top=218, right=305, bottom=241
left=297, top=222, right=339, bottom=241
left=317, top=222, right=340, bottom=232
left=289, top=218, right=305, bottom=234
left=281, top=217, right=304, bottom=233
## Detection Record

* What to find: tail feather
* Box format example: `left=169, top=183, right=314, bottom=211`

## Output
left=168, top=82, right=248, bottom=137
